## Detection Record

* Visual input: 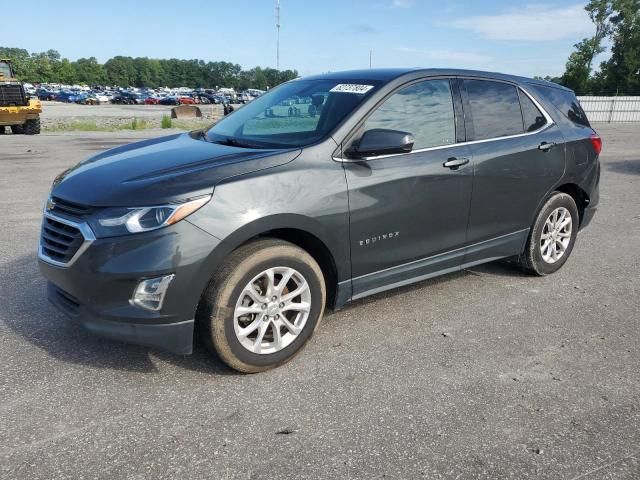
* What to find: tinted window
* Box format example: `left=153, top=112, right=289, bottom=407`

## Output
left=464, top=80, right=523, bottom=140
left=530, top=84, right=590, bottom=127
left=363, top=79, right=456, bottom=150
left=519, top=90, right=548, bottom=132
left=207, top=79, right=381, bottom=148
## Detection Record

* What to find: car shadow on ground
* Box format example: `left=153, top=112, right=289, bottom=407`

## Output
left=3, top=254, right=527, bottom=374
left=1, top=255, right=235, bottom=375
left=606, top=159, right=640, bottom=176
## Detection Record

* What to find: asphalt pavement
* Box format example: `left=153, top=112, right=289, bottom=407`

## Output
left=0, top=124, right=638, bottom=479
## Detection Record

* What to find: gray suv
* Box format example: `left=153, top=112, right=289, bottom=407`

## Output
left=39, top=68, right=601, bottom=372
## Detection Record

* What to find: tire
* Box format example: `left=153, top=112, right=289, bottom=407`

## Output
left=10, top=124, right=25, bottom=134
left=197, top=239, right=326, bottom=373
left=24, top=119, right=41, bottom=135
left=518, top=192, right=579, bottom=276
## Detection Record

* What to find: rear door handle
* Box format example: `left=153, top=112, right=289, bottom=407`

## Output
left=443, top=157, right=470, bottom=170
left=538, top=141, right=557, bottom=152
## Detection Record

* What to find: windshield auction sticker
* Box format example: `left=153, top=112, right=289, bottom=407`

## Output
left=329, top=84, right=374, bottom=94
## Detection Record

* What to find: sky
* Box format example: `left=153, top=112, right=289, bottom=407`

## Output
left=3, top=0, right=600, bottom=78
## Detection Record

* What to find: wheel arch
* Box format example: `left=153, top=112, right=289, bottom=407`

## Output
left=193, top=214, right=348, bottom=315
left=254, top=227, right=340, bottom=309
left=554, top=183, right=590, bottom=226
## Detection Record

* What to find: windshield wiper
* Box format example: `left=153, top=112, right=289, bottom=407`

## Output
left=211, top=137, right=264, bottom=149
left=195, top=130, right=209, bottom=142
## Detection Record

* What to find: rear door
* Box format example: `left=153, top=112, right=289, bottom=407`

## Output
left=342, top=78, right=474, bottom=298
left=460, top=78, right=566, bottom=264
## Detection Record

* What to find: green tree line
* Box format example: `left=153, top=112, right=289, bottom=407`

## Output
left=554, top=0, right=640, bottom=95
left=0, top=47, right=298, bottom=90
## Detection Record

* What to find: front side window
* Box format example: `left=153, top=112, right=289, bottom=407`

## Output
left=363, top=79, right=456, bottom=150
left=207, top=79, right=381, bottom=148
left=464, top=79, right=523, bottom=140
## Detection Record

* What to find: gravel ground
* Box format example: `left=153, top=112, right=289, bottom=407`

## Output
left=38, top=101, right=224, bottom=129
left=0, top=124, right=639, bottom=479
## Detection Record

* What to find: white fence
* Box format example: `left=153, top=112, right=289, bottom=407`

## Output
left=578, top=96, right=640, bottom=122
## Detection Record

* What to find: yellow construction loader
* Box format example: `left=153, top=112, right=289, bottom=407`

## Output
left=0, top=59, right=41, bottom=134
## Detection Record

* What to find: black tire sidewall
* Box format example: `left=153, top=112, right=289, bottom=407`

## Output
left=528, top=193, right=579, bottom=275
left=216, top=253, right=324, bottom=368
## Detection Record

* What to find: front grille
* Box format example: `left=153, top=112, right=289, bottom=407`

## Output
left=0, top=84, right=27, bottom=107
left=50, top=196, right=95, bottom=219
left=41, top=217, right=85, bottom=264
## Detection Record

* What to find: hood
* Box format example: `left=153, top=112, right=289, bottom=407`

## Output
left=51, top=133, right=301, bottom=207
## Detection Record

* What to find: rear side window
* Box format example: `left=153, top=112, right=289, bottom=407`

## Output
left=519, top=90, right=548, bottom=132
left=530, top=84, right=590, bottom=127
left=363, top=79, right=456, bottom=150
left=464, top=80, right=523, bottom=140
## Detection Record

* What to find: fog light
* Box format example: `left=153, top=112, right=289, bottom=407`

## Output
left=131, top=274, right=175, bottom=311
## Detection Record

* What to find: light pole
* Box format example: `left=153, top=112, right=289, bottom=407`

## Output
left=276, top=0, right=281, bottom=71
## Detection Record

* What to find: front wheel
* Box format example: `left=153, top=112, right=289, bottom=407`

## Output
left=518, top=192, right=579, bottom=275
left=24, top=118, right=41, bottom=135
left=197, top=239, right=326, bottom=373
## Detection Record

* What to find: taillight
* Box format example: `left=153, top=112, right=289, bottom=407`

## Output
left=590, top=133, right=602, bottom=155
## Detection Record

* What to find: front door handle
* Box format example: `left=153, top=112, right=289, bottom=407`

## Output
left=538, top=141, right=557, bottom=152
left=443, top=157, right=470, bottom=170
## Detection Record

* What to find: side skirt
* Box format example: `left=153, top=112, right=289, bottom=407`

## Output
left=334, top=229, right=529, bottom=307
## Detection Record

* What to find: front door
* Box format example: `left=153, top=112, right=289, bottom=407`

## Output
left=342, top=78, right=473, bottom=299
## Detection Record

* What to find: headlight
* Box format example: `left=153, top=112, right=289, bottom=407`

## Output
left=89, top=195, right=211, bottom=237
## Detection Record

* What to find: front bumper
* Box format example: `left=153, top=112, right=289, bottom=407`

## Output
left=39, top=217, right=222, bottom=355
left=47, top=283, right=194, bottom=354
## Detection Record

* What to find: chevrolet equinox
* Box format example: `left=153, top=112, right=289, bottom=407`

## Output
left=39, top=69, right=601, bottom=372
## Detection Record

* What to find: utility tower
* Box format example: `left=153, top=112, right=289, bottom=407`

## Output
left=276, top=0, right=281, bottom=70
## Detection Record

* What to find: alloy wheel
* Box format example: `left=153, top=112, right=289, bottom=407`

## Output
left=540, top=207, right=572, bottom=264
left=233, top=267, right=311, bottom=354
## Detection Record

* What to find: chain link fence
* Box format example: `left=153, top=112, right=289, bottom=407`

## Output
left=578, top=96, right=640, bottom=122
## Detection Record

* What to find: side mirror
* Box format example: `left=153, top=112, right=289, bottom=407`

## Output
left=346, top=128, right=414, bottom=159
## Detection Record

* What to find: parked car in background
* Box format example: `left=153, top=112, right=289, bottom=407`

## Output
left=85, top=93, right=110, bottom=105
left=144, top=96, right=160, bottom=105
left=112, top=92, right=143, bottom=105
left=159, top=96, right=179, bottom=105
left=237, top=92, right=253, bottom=104
left=213, top=94, right=230, bottom=104
left=37, top=89, right=57, bottom=101
left=55, top=91, right=78, bottom=103
left=178, top=96, right=196, bottom=105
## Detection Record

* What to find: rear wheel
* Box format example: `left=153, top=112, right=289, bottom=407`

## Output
left=518, top=192, right=579, bottom=275
left=24, top=119, right=41, bottom=135
left=10, top=124, right=25, bottom=134
left=197, top=239, right=326, bottom=373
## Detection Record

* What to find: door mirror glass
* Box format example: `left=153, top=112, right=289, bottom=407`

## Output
left=347, top=128, right=414, bottom=158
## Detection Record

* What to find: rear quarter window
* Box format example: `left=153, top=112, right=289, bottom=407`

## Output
left=519, top=90, right=548, bottom=132
left=530, top=84, right=590, bottom=127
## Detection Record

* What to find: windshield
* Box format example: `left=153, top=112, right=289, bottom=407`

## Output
left=206, top=78, right=381, bottom=148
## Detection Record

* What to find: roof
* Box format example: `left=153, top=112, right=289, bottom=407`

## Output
left=302, top=67, right=571, bottom=91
